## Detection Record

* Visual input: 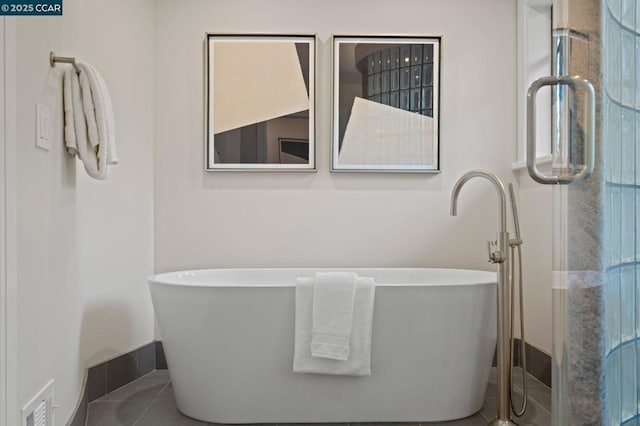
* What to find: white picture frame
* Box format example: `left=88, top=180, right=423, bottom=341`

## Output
left=331, top=35, right=441, bottom=173
left=205, top=34, right=316, bottom=171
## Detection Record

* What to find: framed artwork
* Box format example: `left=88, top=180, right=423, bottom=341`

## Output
left=331, top=35, right=441, bottom=172
left=205, top=34, right=316, bottom=171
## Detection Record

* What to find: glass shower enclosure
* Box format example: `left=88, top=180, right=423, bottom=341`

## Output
left=528, top=0, right=639, bottom=424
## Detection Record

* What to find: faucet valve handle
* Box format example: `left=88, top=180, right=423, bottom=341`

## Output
left=487, top=240, right=504, bottom=264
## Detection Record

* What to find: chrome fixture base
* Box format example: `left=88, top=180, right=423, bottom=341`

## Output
left=487, top=418, right=519, bottom=426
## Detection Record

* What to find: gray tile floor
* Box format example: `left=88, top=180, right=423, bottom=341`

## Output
left=86, top=368, right=551, bottom=426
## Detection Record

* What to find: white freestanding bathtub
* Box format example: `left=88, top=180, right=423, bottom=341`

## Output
left=148, top=268, right=497, bottom=423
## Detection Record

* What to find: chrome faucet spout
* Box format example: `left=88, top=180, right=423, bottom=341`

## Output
left=450, top=170, right=507, bottom=233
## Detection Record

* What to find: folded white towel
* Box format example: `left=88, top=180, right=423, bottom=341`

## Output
left=62, top=60, right=117, bottom=180
left=312, top=272, right=357, bottom=360
left=293, top=275, right=375, bottom=376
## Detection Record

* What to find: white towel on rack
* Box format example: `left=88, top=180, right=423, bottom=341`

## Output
left=63, top=60, right=117, bottom=179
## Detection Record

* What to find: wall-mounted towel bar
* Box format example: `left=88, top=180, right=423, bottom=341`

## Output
left=49, top=51, right=79, bottom=72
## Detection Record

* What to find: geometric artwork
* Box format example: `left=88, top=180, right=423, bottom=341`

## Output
left=206, top=34, right=316, bottom=170
left=332, top=36, right=440, bottom=172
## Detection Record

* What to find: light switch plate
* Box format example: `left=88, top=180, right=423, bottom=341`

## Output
left=35, top=102, right=50, bottom=151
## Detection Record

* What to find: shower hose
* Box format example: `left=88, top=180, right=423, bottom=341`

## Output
left=510, top=242, right=528, bottom=417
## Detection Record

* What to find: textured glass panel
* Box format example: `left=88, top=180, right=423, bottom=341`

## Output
left=609, top=19, right=621, bottom=102
left=611, top=103, right=622, bottom=183
left=411, top=66, right=421, bottom=88
left=622, top=187, right=636, bottom=263
left=621, top=266, right=636, bottom=341
left=410, top=89, right=421, bottom=112
left=400, top=46, right=411, bottom=67
left=623, top=0, right=636, bottom=28
left=422, top=109, right=433, bottom=117
left=606, top=187, right=612, bottom=270
left=606, top=350, right=622, bottom=425
left=371, top=94, right=380, bottom=103
left=389, top=47, right=399, bottom=69
left=390, top=69, right=399, bottom=91
left=400, top=89, right=410, bottom=110
left=612, top=0, right=622, bottom=20
left=606, top=103, right=613, bottom=183
left=635, top=265, right=640, bottom=337
left=637, top=340, right=640, bottom=416
left=607, top=184, right=612, bottom=266
left=367, top=77, right=374, bottom=97
left=368, top=55, right=375, bottom=75
left=381, top=49, right=390, bottom=72
left=622, top=110, right=635, bottom=184
left=622, top=31, right=635, bottom=106
left=423, top=63, right=433, bottom=86
left=607, top=14, right=613, bottom=99
left=374, top=52, right=381, bottom=74
left=389, top=91, right=399, bottom=108
left=636, top=112, right=640, bottom=185
left=637, top=190, right=640, bottom=263
left=636, top=39, right=640, bottom=109
left=622, top=343, right=638, bottom=420
left=612, top=186, right=622, bottom=266
left=607, top=269, right=622, bottom=351
left=411, top=45, right=422, bottom=65
left=381, top=71, right=390, bottom=93
left=400, top=68, right=411, bottom=90
left=422, top=87, right=433, bottom=110
left=380, top=93, right=389, bottom=105
left=423, top=44, right=433, bottom=63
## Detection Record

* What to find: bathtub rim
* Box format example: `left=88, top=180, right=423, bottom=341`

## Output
left=148, top=267, right=497, bottom=288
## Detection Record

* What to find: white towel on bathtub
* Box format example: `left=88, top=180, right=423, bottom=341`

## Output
left=311, top=272, right=357, bottom=360
left=293, top=275, right=375, bottom=376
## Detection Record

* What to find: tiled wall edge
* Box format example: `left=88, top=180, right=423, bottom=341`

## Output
left=66, top=341, right=156, bottom=426
left=492, top=338, right=552, bottom=388
left=519, top=339, right=552, bottom=388
left=155, top=340, right=168, bottom=369
left=67, top=373, right=88, bottom=426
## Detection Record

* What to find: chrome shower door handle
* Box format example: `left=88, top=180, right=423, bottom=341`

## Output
left=527, top=75, right=596, bottom=185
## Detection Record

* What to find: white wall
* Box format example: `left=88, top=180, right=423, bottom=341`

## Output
left=153, top=0, right=517, bottom=278
left=1, top=15, right=20, bottom=426
left=15, top=0, right=155, bottom=422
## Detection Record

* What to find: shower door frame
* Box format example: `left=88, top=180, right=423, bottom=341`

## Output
left=0, top=16, right=18, bottom=426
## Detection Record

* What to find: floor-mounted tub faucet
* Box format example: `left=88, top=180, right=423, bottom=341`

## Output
left=450, top=170, right=527, bottom=426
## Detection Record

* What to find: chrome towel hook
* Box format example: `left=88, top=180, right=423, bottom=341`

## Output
left=49, top=51, right=80, bottom=72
